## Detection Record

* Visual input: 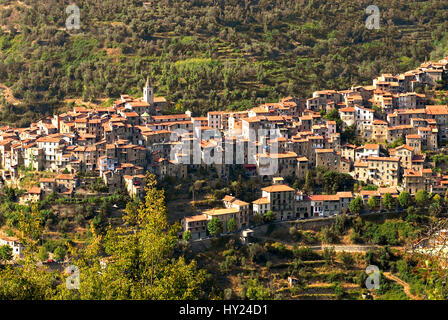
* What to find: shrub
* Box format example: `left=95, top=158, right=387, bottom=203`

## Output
left=54, top=246, right=66, bottom=261
left=333, top=215, right=352, bottom=235
left=320, top=226, right=339, bottom=244
left=183, top=230, right=191, bottom=241
left=293, top=246, right=321, bottom=261
left=339, top=251, right=355, bottom=269
left=223, top=288, right=233, bottom=300
left=244, top=277, right=272, bottom=300
left=38, top=246, right=49, bottom=262
left=322, top=247, right=336, bottom=265
left=248, top=243, right=267, bottom=264
left=57, top=219, right=70, bottom=233
left=302, top=231, right=317, bottom=245
left=220, top=255, right=237, bottom=272
left=333, top=282, right=345, bottom=300
left=74, top=214, right=84, bottom=226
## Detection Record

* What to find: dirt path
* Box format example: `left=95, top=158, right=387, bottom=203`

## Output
left=0, top=83, right=21, bottom=105
left=383, top=272, right=422, bottom=300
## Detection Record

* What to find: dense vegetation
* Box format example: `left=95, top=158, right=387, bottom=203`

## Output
left=0, top=174, right=209, bottom=299
left=0, top=171, right=447, bottom=299
left=193, top=214, right=446, bottom=300
left=0, top=0, right=448, bottom=125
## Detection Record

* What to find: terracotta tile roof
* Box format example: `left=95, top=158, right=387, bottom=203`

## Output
left=27, top=187, right=41, bottom=194
left=426, top=105, right=448, bottom=115
left=354, top=161, right=368, bottom=167
left=252, top=197, right=270, bottom=205
left=261, top=184, right=295, bottom=193
left=203, top=208, right=240, bottom=216
left=366, top=156, right=399, bottom=162
left=222, top=195, right=236, bottom=202
left=127, top=101, right=150, bottom=108
left=309, top=194, right=340, bottom=201
left=232, top=199, right=249, bottom=207
left=315, top=149, right=334, bottom=153
left=378, top=187, right=398, bottom=194
left=360, top=190, right=379, bottom=196
left=373, top=120, right=387, bottom=125
left=241, top=117, right=261, bottom=123
left=362, top=144, right=380, bottom=150
left=184, top=214, right=208, bottom=222
left=123, top=112, right=139, bottom=117
left=36, top=137, right=61, bottom=143
left=396, top=144, right=415, bottom=152
left=152, top=114, right=190, bottom=120
left=336, top=192, right=353, bottom=198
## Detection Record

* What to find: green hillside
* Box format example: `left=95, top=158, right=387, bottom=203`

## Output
left=0, top=0, right=447, bottom=126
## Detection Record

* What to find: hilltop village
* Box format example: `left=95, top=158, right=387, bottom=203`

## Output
left=1, top=58, right=448, bottom=242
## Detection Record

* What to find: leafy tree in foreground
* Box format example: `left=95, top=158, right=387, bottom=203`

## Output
left=58, top=173, right=207, bottom=300
left=17, top=203, right=43, bottom=250
left=0, top=257, right=60, bottom=299
left=122, top=200, right=140, bottom=226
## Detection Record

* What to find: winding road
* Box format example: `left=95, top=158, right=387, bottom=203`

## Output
left=383, top=272, right=421, bottom=300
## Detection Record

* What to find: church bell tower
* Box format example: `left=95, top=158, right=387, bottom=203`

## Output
left=143, top=76, right=154, bottom=105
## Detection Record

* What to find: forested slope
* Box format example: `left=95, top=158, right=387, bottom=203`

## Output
left=0, top=0, right=447, bottom=126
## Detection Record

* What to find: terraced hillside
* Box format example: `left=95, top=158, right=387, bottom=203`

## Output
left=0, top=0, right=447, bottom=126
